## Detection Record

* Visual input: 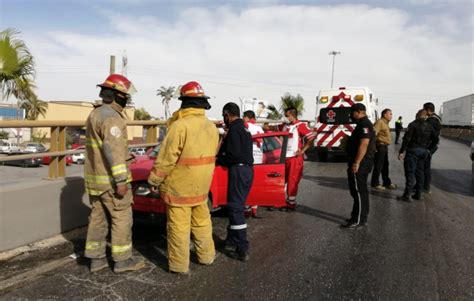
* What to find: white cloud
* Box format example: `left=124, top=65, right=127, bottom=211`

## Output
left=25, top=4, right=472, bottom=122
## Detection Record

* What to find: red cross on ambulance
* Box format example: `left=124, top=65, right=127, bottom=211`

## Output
left=326, top=109, right=336, bottom=122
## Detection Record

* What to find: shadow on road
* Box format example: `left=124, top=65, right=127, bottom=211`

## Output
left=59, top=177, right=90, bottom=259
left=431, top=169, right=473, bottom=197
left=297, top=205, right=347, bottom=224
left=132, top=223, right=169, bottom=272
left=303, top=175, right=347, bottom=191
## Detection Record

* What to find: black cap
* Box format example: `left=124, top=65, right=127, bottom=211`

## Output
left=350, top=103, right=366, bottom=112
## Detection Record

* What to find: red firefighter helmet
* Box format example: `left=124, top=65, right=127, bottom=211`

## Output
left=178, top=81, right=209, bottom=100
left=97, top=74, right=137, bottom=95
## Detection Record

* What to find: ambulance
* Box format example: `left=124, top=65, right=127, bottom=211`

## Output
left=314, top=87, right=379, bottom=160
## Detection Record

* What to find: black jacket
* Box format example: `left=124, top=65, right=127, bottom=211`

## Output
left=400, top=118, right=439, bottom=154
left=216, top=118, right=254, bottom=166
left=427, top=113, right=442, bottom=137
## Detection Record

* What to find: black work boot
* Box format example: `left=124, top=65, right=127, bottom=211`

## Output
left=114, top=257, right=145, bottom=273
left=90, top=257, right=108, bottom=273
left=398, top=194, right=413, bottom=202
left=412, top=192, right=422, bottom=200
left=223, top=239, right=237, bottom=253
left=234, top=249, right=250, bottom=262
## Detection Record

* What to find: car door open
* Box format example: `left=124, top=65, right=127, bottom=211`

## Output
left=246, top=132, right=288, bottom=208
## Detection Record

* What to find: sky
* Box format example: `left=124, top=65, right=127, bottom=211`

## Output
left=0, top=0, right=472, bottom=122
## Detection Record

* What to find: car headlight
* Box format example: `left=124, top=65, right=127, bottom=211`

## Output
left=135, top=183, right=152, bottom=196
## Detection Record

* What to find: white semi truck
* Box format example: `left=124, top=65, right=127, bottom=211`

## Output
left=441, top=94, right=474, bottom=128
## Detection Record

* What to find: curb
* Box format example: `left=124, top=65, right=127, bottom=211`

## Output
left=0, top=227, right=87, bottom=261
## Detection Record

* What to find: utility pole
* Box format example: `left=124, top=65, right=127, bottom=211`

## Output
left=329, top=51, right=340, bottom=88
left=121, top=50, right=128, bottom=77
left=109, top=55, right=116, bottom=75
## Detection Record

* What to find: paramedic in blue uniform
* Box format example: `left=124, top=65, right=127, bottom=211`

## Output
left=342, top=103, right=376, bottom=229
left=217, top=102, right=254, bottom=261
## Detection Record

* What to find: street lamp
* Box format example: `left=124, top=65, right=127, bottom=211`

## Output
left=329, top=51, right=341, bottom=88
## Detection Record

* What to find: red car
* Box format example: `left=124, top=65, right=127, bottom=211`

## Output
left=130, top=132, right=289, bottom=222
left=42, top=151, right=73, bottom=166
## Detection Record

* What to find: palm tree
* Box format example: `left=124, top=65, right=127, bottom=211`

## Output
left=156, top=86, right=175, bottom=119
left=21, top=97, right=48, bottom=120
left=266, top=104, right=282, bottom=120
left=0, top=28, right=37, bottom=101
left=279, top=93, right=304, bottom=117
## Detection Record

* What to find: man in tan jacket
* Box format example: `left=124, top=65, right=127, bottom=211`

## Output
left=84, top=74, right=144, bottom=273
left=371, top=108, right=397, bottom=191
left=148, top=81, right=219, bottom=274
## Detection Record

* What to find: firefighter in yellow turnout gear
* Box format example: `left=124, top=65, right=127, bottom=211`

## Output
left=84, top=74, right=144, bottom=273
left=148, top=81, right=219, bottom=274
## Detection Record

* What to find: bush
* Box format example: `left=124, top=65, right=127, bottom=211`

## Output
left=0, top=130, right=9, bottom=139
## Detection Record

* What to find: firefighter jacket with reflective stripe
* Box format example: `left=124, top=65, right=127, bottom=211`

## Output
left=84, top=103, right=131, bottom=196
left=148, top=108, right=219, bottom=207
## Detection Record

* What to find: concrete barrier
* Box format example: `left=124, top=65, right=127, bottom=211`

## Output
left=0, top=177, right=90, bottom=252
left=441, top=128, right=473, bottom=144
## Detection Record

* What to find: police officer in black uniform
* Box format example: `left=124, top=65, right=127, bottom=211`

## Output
left=420, top=102, right=441, bottom=193
left=342, top=103, right=376, bottom=229
left=217, top=102, right=254, bottom=261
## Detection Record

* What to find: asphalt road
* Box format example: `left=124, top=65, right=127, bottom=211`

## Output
left=0, top=137, right=473, bottom=300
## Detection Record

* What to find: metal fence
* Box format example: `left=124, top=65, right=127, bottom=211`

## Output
left=0, top=120, right=166, bottom=179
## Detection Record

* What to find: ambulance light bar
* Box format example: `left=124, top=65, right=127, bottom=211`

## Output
left=355, top=95, right=364, bottom=102
left=320, top=96, right=328, bottom=103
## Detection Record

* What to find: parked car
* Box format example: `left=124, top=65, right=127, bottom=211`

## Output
left=72, top=146, right=85, bottom=164
left=42, top=150, right=73, bottom=165
left=22, top=142, right=47, bottom=153
left=0, top=140, right=20, bottom=154
left=129, top=132, right=288, bottom=222
left=130, top=147, right=146, bottom=156
left=0, top=152, right=42, bottom=167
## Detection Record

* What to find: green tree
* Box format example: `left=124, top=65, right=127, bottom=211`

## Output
left=134, top=107, right=152, bottom=120
left=156, top=86, right=175, bottom=119
left=266, top=104, right=282, bottom=120
left=0, top=130, right=9, bottom=139
left=0, top=28, right=37, bottom=101
left=279, top=93, right=305, bottom=117
left=21, top=97, right=48, bottom=120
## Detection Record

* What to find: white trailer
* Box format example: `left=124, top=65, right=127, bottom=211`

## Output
left=441, top=94, right=474, bottom=128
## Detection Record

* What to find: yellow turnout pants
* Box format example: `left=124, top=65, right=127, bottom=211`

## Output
left=167, top=202, right=215, bottom=273
left=85, top=190, right=133, bottom=262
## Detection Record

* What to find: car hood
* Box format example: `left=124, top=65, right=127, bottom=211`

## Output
left=130, top=157, right=154, bottom=181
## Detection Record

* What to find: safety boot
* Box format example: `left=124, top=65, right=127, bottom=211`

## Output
left=233, top=249, right=249, bottom=262
left=90, top=257, right=108, bottom=273
left=114, top=256, right=145, bottom=273
left=223, top=240, right=237, bottom=252
left=412, top=192, right=422, bottom=200
left=398, top=194, right=413, bottom=202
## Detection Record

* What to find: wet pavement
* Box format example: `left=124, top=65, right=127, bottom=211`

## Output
left=1, top=137, right=473, bottom=300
